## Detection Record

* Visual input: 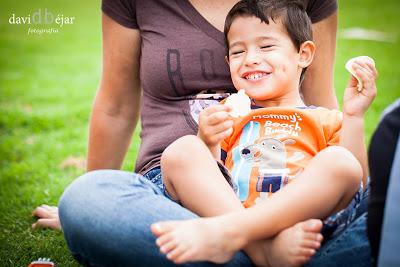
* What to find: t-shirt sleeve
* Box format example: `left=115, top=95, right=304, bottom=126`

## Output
left=322, top=109, right=342, bottom=146
left=306, top=0, right=338, bottom=23
left=221, top=137, right=230, bottom=162
left=102, top=0, right=138, bottom=29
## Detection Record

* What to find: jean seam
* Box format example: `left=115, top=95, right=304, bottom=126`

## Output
left=323, top=214, right=366, bottom=255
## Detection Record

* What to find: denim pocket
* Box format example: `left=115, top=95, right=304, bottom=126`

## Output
left=143, top=167, right=164, bottom=191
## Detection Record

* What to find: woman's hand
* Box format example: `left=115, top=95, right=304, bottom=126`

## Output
left=32, top=205, right=61, bottom=230
left=197, top=105, right=234, bottom=150
left=343, top=59, right=378, bottom=117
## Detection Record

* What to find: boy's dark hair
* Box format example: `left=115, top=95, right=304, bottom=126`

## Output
left=224, top=0, right=313, bottom=83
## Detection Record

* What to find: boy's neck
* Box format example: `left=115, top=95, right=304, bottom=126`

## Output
left=253, top=90, right=305, bottom=108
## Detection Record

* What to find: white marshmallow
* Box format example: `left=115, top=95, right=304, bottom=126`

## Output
left=345, top=56, right=375, bottom=92
left=225, top=89, right=251, bottom=117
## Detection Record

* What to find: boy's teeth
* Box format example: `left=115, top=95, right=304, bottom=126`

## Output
left=246, top=73, right=264, bottom=80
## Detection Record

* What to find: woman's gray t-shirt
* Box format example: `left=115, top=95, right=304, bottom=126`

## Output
left=101, top=0, right=338, bottom=175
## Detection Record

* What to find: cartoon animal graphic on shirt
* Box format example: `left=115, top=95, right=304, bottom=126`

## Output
left=240, top=136, right=304, bottom=169
left=240, top=135, right=304, bottom=204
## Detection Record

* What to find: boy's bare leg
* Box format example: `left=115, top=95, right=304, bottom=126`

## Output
left=161, top=135, right=243, bottom=217
left=153, top=146, right=362, bottom=265
left=157, top=135, right=324, bottom=265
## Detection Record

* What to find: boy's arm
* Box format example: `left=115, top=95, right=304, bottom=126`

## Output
left=340, top=58, right=378, bottom=186
left=340, top=115, right=368, bottom=186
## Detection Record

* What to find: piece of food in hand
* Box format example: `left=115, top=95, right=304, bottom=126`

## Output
left=345, top=56, right=375, bottom=92
left=224, top=89, right=251, bottom=117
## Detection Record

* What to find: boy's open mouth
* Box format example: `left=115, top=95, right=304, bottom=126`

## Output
left=242, top=71, right=271, bottom=81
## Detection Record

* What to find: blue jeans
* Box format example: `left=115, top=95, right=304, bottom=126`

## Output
left=59, top=168, right=371, bottom=267
left=306, top=183, right=371, bottom=267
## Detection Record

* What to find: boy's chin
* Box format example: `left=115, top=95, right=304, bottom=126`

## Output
left=247, top=90, right=277, bottom=101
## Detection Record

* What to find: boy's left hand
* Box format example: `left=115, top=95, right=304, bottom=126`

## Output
left=343, top=59, right=378, bottom=117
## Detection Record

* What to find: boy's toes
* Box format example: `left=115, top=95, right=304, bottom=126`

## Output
left=156, top=233, right=173, bottom=247
left=303, top=231, right=323, bottom=242
left=299, top=219, right=323, bottom=233
left=298, top=247, right=316, bottom=257
left=151, top=221, right=180, bottom=236
left=167, top=246, right=185, bottom=263
left=174, top=250, right=193, bottom=264
left=294, top=255, right=312, bottom=266
left=159, top=240, right=177, bottom=254
left=302, top=238, right=322, bottom=250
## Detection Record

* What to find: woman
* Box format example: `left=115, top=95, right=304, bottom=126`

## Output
left=33, top=1, right=370, bottom=266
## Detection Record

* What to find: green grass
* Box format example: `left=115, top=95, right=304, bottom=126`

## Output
left=336, top=0, right=400, bottom=140
left=0, top=1, right=139, bottom=265
left=0, top=0, right=399, bottom=265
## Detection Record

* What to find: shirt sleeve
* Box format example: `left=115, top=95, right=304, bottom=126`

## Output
left=323, top=109, right=342, bottom=146
left=102, top=0, right=138, bottom=29
left=221, top=137, right=230, bottom=162
left=306, top=0, right=338, bottom=23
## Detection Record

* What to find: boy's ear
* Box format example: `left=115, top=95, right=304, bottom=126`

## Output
left=225, top=55, right=230, bottom=65
left=298, top=41, right=315, bottom=68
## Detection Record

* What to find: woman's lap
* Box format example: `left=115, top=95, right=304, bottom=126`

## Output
left=58, top=169, right=253, bottom=267
left=59, top=168, right=371, bottom=267
left=306, top=212, right=371, bottom=267
left=306, top=185, right=371, bottom=266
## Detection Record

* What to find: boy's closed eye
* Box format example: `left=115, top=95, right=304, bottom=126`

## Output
left=259, top=41, right=277, bottom=50
left=260, top=45, right=274, bottom=50
left=230, top=50, right=245, bottom=56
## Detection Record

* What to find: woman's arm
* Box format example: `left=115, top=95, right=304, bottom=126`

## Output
left=87, top=13, right=142, bottom=171
left=32, top=13, right=142, bottom=229
left=301, top=12, right=338, bottom=109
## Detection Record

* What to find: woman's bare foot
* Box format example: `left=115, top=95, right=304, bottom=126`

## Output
left=245, top=219, right=323, bottom=267
left=151, top=217, right=246, bottom=264
left=32, top=204, right=61, bottom=230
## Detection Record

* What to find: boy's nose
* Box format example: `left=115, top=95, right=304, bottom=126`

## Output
left=244, top=50, right=261, bottom=66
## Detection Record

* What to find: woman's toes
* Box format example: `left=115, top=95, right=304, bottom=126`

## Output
left=32, top=206, right=49, bottom=217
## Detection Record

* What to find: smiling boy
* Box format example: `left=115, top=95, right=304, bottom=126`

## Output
left=151, top=0, right=377, bottom=266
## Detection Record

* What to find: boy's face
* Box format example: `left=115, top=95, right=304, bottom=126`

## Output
left=226, top=15, right=306, bottom=106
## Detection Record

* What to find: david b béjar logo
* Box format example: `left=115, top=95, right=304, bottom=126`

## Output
left=8, top=8, right=75, bottom=35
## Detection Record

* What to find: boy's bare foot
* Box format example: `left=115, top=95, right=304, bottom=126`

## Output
left=246, top=219, right=323, bottom=267
left=151, top=217, right=246, bottom=264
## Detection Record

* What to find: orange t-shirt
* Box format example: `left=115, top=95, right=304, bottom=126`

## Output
left=221, top=106, right=342, bottom=208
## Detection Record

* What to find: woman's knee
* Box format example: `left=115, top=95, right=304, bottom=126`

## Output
left=58, top=170, right=147, bottom=227
left=59, top=170, right=106, bottom=228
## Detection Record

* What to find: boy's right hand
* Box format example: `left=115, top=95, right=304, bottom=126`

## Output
left=198, top=105, right=234, bottom=149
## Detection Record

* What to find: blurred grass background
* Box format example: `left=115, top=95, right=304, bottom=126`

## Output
left=0, top=0, right=399, bottom=265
